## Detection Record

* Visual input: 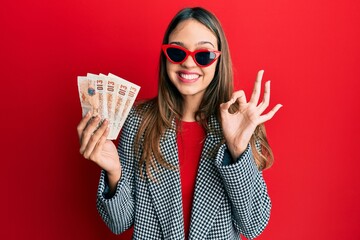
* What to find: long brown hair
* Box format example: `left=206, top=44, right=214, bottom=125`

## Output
left=134, top=7, right=273, bottom=179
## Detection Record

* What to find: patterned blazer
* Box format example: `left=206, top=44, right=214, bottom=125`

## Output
left=96, top=107, right=271, bottom=239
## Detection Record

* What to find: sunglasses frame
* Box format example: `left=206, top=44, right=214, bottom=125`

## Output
left=162, top=44, right=221, bottom=67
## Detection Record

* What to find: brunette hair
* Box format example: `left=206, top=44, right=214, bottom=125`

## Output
left=134, top=7, right=273, bottom=179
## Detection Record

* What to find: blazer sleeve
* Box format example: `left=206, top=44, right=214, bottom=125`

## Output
left=214, top=143, right=271, bottom=239
left=96, top=108, right=139, bottom=234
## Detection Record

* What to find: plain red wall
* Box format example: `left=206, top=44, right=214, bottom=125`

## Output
left=2, top=0, right=360, bottom=239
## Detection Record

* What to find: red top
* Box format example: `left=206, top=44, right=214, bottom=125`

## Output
left=176, top=120, right=206, bottom=238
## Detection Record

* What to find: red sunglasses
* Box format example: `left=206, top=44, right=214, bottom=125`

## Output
left=162, top=44, right=221, bottom=67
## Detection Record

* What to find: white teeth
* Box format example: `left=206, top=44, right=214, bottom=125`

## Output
left=179, top=73, right=200, bottom=80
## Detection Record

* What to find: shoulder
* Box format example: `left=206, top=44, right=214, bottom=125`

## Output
left=133, top=99, right=156, bottom=116
left=122, top=99, right=156, bottom=132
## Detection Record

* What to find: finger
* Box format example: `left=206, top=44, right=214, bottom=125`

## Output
left=77, top=111, right=92, bottom=139
left=83, top=119, right=109, bottom=159
left=220, top=97, right=237, bottom=112
left=79, top=116, right=102, bottom=154
left=220, top=90, right=247, bottom=112
left=90, top=128, right=110, bottom=163
left=234, top=90, right=247, bottom=105
left=249, top=70, right=264, bottom=104
left=257, top=80, right=270, bottom=113
left=258, top=104, right=283, bottom=124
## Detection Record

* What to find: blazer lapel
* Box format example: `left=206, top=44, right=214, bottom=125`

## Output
left=147, top=122, right=185, bottom=239
left=189, top=115, right=225, bottom=238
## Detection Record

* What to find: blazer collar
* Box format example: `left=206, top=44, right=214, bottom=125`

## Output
left=147, top=120, right=185, bottom=238
left=189, top=115, right=225, bottom=238
left=147, top=115, right=224, bottom=239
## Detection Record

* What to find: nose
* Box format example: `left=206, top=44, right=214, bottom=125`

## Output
left=181, top=54, right=197, bottom=68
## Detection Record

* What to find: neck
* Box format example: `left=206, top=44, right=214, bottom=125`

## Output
left=181, top=94, right=203, bottom=122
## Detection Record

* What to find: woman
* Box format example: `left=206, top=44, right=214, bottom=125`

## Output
left=77, top=7, right=282, bottom=239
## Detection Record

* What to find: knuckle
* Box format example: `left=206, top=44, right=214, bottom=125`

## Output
left=83, top=130, right=93, bottom=139
left=76, top=125, right=83, bottom=135
left=89, top=153, right=98, bottom=162
left=234, top=90, right=244, bottom=96
left=83, top=151, right=90, bottom=159
left=266, top=112, right=274, bottom=118
left=100, top=122, right=107, bottom=130
left=100, top=135, right=106, bottom=142
left=90, top=132, right=98, bottom=141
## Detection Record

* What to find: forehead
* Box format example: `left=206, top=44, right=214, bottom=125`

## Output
left=168, top=19, right=218, bottom=48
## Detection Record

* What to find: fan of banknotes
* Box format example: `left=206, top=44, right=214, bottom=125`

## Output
left=77, top=73, right=140, bottom=140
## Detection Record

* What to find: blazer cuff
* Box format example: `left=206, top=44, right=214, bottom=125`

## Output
left=98, top=170, right=131, bottom=203
left=215, top=143, right=261, bottom=183
left=219, top=143, right=255, bottom=166
left=97, top=170, right=134, bottom=234
left=214, top=144, right=271, bottom=238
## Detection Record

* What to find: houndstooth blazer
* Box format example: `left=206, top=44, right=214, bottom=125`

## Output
left=96, top=107, right=271, bottom=240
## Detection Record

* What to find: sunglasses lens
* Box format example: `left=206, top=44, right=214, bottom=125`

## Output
left=166, top=48, right=186, bottom=63
left=195, top=51, right=217, bottom=66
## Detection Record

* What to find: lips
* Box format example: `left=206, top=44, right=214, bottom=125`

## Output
left=177, top=71, right=201, bottom=83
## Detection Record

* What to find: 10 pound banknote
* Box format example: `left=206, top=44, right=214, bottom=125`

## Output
left=77, top=73, right=140, bottom=140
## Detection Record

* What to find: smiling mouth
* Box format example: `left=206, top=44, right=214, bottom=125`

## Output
left=177, top=72, right=201, bottom=83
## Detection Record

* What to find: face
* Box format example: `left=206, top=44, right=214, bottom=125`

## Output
left=166, top=19, right=218, bottom=101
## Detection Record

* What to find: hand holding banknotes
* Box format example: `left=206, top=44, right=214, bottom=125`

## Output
left=77, top=73, right=140, bottom=193
left=77, top=111, right=121, bottom=193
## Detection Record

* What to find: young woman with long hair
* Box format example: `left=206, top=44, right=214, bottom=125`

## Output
left=77, top=7, right=281, bottom=239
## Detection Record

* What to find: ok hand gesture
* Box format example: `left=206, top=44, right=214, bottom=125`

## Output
left=220, top=70, right=282, bottom=160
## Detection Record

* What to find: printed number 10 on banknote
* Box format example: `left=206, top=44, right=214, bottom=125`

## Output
left=77, top=73, right=140, bottom=140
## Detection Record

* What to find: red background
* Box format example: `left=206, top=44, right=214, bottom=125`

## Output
left=1, top=0, right=360, bottom=239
